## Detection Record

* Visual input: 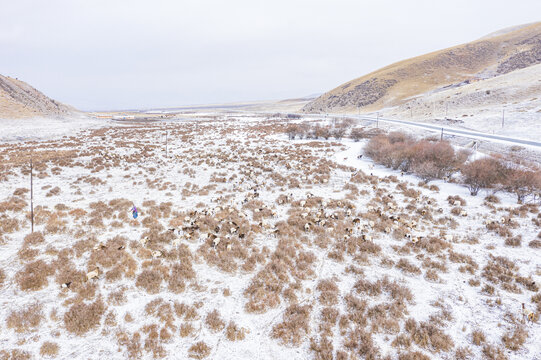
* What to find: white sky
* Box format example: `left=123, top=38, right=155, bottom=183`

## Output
left=1, top=0, right=540, bottom=111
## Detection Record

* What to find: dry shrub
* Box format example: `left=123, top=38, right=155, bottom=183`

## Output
left=0, top=349, right=31, bottom=360
left=503, top=168, right=541, bottom=203
left=17, top=246, right=38, bottom=262
left=405, top=318, right=453, bottom=353
left=0, top=268, right=5, bottom=287
left=504, top=236, right=522, bottom=247
left=136, top=269, right=163, bottom=294
left=6, top=303, right=43, bottom=333
left=225, top=321, right=246, bottom=341
left=64, top=298, right=106, bottom=335
left=188, top=341, right=211, bottom=359
left=482, top=344, right=508, bottom=360
left=23, top=231, right=45, bottom=246
left=116, top=331, right=142, bottom=358
left=272, top=304, right=312, bottom=346
left=472, top=329, right=486, bottom=346
left=205, top=309, right=225, bottom=332
left=46, top=186, right=61, bottom=197
left=398, top=351, right=431, bottom=360
left=501, top=326, right=527, bottom=351
left=461, top=158, right=506, bottom=196
left=343, top=327, right=380, bottom=358
left=15, top=259, right=53, bottom=291
left=316, top=279, right=339, bottom=306
left=528, top=240, right=541, bottom=248
left=396, top=258, right=421, bottom=275
left=309, top=336, right=333, bottom=360
left=39, top=341, right=59, bottom=357
left=180, top=322, right=195, bottom=337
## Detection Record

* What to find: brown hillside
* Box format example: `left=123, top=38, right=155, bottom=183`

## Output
left=0, top=74, right=75, bottom=119
left=303, top=22, right=541, bottom=113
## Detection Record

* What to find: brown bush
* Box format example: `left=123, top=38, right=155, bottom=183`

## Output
left=0, top=349, right=31, bottom=360
left=502, top=326, right=527, bottom=351
left=529, top=240, right=541, bottom=248
left=15, top=259, right=53, bottom=291
left=504, top=236, right=522, bottom=247
left=188, top=341, right=211, bottom=359
left=205, top=309, right=225, bottom=332
left=136, top=269, right=163, bottom=294
left=39, top=341, right=59, bottom=357
left=23, top=231, right=45, bottom=246
left=0, top=268, right=5, bottom=287
left=272, top=304, right=312, bottom=346
left=396, top=258, right=421, bottom=275
left=461, top=158, right=506, bottom=196
left=225, top=321, right=246, bottom=341
left=472, top=329, right=486, bottom=346
left=316, top=279, right=339, bottom=306
left=6, top=303, right=43, bottom=333
left=64, top=298, right=106, bottom=335
left=503, top=168, right=541, bottom=203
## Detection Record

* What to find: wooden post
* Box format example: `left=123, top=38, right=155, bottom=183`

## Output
left=376, top=113, right=379, bottom=128
left=440, top=128, right=444, bottom=141
left=166, top=126, right=169, bottom=158
left=30, top=157, right=34, bottom=233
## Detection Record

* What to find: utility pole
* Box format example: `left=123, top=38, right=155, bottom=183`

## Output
left=165, top=124, right=169, bottom=158
left=376, top=112, right=379, bottom=128
left=502, top=109, right=505, bottom=128
left=30, top=157, right=34, bottom=233
left=440, top=128, right=444, bottom=141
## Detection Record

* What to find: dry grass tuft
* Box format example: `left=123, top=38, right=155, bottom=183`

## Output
left=136, top=269, right=163, bottom=294
left=6, top=303, right=43, bottom=333
left=272, top=304, right=312, bottom=346
left=225, top=321, right=247, bottom=341
left=63, top=298, right=106, bottom=335
left=205, top=309, right=225, bottom=332
left=39, top=341, right=59, bottom=357
left=501, top=326, right=527, bottom=351
left=188, top=341, right=211, bottom=359
left=15, top=259, right=53, bottom=291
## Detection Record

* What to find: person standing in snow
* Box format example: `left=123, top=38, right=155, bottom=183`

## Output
left=130, top=205, right=138, bottom=219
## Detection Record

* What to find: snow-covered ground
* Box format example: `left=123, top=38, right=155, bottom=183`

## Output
left=0, top=114, right=540, bottom=359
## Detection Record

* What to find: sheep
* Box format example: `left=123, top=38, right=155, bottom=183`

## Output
left=453, top=200, right=461, bottom=206
left=444, top=234, right=453, bottom=242
left=522, top=303, right=535, bottom=323
left=172, top=238, right=181, bottom=246
left=301, top=212, right=309, bottom=218
left=361, top=233, right=372, bottom=241
left=368, top=220, right=375, bottom=228
left=230, top=227, right=237, bottom=234
left=93, top=243, right=105, bottom=251
left=353, top=218, right=361, bottom=225
left=304, top=223, right=311, bottom=231
left=61, top=281, right=72, bottom=289
left=152, top=250, right=162, bottom=258
left=212, top=237, right=221, bottom=248
left=460, top=210, right=467, bottom=217
left=384, top=227, right=391, bottom=234
left=300, top=200, right=306, bottom=207
left=226, top=243, right=232, bottom=251
left=346, top=209, right=352, bottom=217
left=411, top=237, right=419, bottom=244
left=140, top=237, right=149, bottom=246
left=86, top=268, right=100, bottom=281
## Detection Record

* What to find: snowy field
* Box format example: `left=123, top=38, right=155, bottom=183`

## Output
left=0, top=114, right=540, bottom=359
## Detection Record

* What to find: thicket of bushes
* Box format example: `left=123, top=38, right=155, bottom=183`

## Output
left=365, top=131, right=541, bottom=202
left=365, top=132, right=469, bottom=182
left=286, top=120, right=382, bottom=142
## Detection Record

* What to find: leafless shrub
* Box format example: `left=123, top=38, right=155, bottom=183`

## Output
left=116, top=331, right=142, bottom=358
left=405, top=318, right=453, bottom=353
left=316, top=279, right=339, bottom=306
left=272, top=304, right=312, bottom=346
left=136, top=269, right=163, bottom=294
left=0, top=349, right=31, bottom=360
left=64, top=298, right=106, bottom=335
left=528, top=240, right=541, bottom=248
left=396, top=258, right=421, bottom=275
left=188, top=341, right=211, bottom=359
left=501, top=326, right=527, bottom=351
left=309, top=336, right=333, bottom=360
left=15, top=259, right=53, bottom=291
left=6, top=303, right=43, bottom=333
left=397, top=351, right=431, bottom=360
left=472, top=329, right=486, bottom=346
left=504, top=236, right=522, bottom=247
left=225, top=321, right=246, bottom=341
left=39, top=342, right=59, bottom=357
left=205, top=309, right=225, bottom=332
left=461, top=158, right=506, bottom=196
left=482, top=344, right=508, bottom=360
left=23, top=232, right=45, bottom=246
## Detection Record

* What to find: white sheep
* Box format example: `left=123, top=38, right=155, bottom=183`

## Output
left=300, top=200, right=306, bottom=207
left=226, top=243, right=232, bottom=251
left=213, top=237, right=221, bottom=248
left=304, top=223, right=311, bottom=231
left=86, top=268, right=99, bottom=281
left=172, top=238, right=181, bottom=246
left=140, top=237, right=149, bottom=246
left=453, top=200, right=461, bottom=206
left=152, top=250, right=162, bottom=258
left=460, top=210, right=467, bottom=217
left=444, top=234, right=453, bottom=242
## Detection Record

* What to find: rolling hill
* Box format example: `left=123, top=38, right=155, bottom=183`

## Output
left=303, top=22, right=541, bottom=114
left=0, top=74, right=75, bottom=119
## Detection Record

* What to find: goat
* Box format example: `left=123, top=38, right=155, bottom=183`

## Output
left=522, top=303, right=535, bottom=323
left=86, top=268, right=100, bottom=281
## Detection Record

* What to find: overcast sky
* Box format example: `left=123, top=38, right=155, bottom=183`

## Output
left=1, top=0, right=540, bottom=111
